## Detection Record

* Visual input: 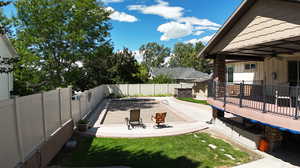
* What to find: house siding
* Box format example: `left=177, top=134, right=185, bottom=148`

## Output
left=0, top=36, right=14, bottom=100
left=212, top=0, right=300, bottom=53
left=226, top=54, right=300, bottom=86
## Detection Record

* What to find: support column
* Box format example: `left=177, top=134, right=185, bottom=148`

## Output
left=213, top=55, right=226, bottom=98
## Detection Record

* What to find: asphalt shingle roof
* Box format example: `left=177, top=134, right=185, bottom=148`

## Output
left=151, top=67, right=210, bottom=81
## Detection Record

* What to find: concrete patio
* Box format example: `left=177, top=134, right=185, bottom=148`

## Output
left=83, top=97, right=210, bottom=138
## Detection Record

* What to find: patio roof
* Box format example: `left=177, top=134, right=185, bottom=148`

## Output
left=199, top=0, right=300, bottom=60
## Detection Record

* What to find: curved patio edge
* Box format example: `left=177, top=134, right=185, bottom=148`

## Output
left=80, top=122, right=209, bottom=138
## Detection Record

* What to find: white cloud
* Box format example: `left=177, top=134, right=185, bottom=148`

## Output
left=126, top=0, right=221, bottom=41
left=102, top=0, right=124, bottom=4
left=199, top=34, right=215, bottom=43
left=157, top=21, right=193, bottom=41
left=185, top=38, right=200, bottom=44
left=128, top=0, right=184, bottom=19
left=106, top=7, right=138, bottom=22
left=193, top=31, right=204, bottom=36
left=195, top=26, right=220, bottom=31
left=185, top=34, right=215, bottom=44
left=178, top=17, right=221, bottom=27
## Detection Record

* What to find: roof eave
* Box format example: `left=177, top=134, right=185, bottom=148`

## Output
left=198, top=0, right=257, bottom=59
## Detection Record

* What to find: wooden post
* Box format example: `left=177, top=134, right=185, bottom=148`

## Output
left=239, top=81, right=244, bottom=107
left=224, top=82, right=227, bottom=107
left=263, top=84, right=266, bottom=113
left=295, top=86, right=299, bottom=120
left=213, top=81, right=216, bottom=100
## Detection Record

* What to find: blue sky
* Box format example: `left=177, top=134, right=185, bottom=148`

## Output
left=104, top=0, right=243, bottom=52
left=3, top=0, right=243, bottom=59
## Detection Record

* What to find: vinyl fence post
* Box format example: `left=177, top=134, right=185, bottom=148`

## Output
left=153, top=84, right=156, bottom=96
left=69, top=87, right=73, bottom=121
left=78, top=95, right=82, bottom=119
left=127, top=84, right=129, bottom=96
left=41, top=92, right=47, bottom=141
left=58, top=88, right=62, bottom=126
left=13, top=97, right=25, bottom=162
left=139, top=84, right=141, bottom=95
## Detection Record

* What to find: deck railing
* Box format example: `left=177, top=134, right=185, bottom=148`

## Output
left=208, top=81, right=300, bottom=119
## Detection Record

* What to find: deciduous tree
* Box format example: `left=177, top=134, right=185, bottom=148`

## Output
left=139, top=42, right=171, bottom=68
left=13, top=0, right=113, bottom=93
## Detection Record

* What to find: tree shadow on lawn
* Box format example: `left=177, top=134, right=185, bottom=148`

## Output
left=52, top=137, right=202, bottom=168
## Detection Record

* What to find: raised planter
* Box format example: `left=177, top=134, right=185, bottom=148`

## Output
left=77, top=120, right=89, bottom=132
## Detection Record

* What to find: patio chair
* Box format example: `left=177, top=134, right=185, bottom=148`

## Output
left=152, top=112, right=167, bottom=128
left=125, top=109, right=145, bottom=130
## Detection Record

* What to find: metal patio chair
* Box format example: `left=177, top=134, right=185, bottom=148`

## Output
left=125, top=109, right=145, bottom=130
left=152, top=112, right=167, bottom=128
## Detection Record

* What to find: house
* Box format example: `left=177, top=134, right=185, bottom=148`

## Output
left=199, top=0, right=300, bottom=150
left=0, top=34, right=17, bottom=100
left=150, top=67, right=210, bottom=99
left=150, top=67, right=210, bottom=83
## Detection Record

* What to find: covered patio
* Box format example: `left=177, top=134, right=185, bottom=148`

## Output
left=199, top=0, right=300, bottom=129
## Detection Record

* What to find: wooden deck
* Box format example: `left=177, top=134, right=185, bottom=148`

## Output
left=208, top=97, right=300, bottom=132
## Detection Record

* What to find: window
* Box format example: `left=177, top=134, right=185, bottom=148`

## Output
left=227, top=66, right=234, bottom=83
left=245, top=64, right=256, bottom=70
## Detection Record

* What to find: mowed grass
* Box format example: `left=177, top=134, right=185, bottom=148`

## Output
left=177, top=97, right=209, bottom=105
left=53, top=133, right=251, bottom=168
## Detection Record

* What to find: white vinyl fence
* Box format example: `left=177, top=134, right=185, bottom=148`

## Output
left=106, top=83, right=193, bottom=96
left=0, top=83, right=195, bottom=168
left=0, top=87, right=72, bottom=168
left=71, top=85, right=107, bottom=123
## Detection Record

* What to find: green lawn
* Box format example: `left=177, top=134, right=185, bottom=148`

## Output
left=52, top=133, right=251, bottom=168
left=177, top=97, right=209, bottom=105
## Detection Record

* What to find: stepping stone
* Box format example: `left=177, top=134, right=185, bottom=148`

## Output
left=224, top=154, right=236, bottom=160
left=208, top=144, right=217, bottom=150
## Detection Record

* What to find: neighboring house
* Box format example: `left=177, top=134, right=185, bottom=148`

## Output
left=0, top=34, right=17, bottom=100
left=150, top=67, right=210, bottom=83
left=200, top=0, right=300, bottom=150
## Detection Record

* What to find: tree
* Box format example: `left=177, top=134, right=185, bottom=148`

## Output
left=0, top=1, right=17, bottom=74
left=0, top=1, right=12, bottom=35
left=169, top=42, right=211, bottom=73
left=13, top=0, right=113, bottom=94
left=139, top=42, right=171, bottom=68
left=195, top=42, right=211, bottom=74
left=136, top=63, right=149, bottom=83
left=107, top=48, right=141, bottom=84
left=169, top=42, right=195, bottom=68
